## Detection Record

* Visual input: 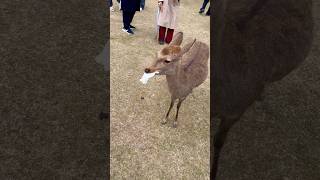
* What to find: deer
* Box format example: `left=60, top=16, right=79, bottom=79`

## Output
left=144, top=32, right=210, bottom=128
left=211, top=0, right=313, bottom=179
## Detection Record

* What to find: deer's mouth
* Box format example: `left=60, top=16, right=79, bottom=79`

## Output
left=140, top=70, right=159, bottom=84
left=144, top=67, right=160, bottom=74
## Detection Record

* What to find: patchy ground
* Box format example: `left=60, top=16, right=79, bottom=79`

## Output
left=110, top=0, right=210, bottom=179
left=1, top=1, right=107, bottom=179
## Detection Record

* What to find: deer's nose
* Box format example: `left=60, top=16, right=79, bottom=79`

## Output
left=145, top=68, right=151, bottom=73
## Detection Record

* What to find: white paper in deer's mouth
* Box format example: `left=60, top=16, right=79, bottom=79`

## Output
left=140, top=71, right=159, bottom=84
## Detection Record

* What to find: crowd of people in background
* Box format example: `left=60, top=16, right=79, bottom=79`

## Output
left=110, top=0, right=145, bottom=12
left=109, top=0, right=210, bottom=45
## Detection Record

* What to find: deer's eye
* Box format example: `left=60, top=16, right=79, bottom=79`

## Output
left=164, top=60, right=171, bottom=63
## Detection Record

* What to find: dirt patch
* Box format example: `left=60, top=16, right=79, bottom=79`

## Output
left=1, top=0, right=107, bottom=179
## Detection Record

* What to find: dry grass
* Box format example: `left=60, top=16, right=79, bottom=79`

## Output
left=110, top=0, right=210, bottom=179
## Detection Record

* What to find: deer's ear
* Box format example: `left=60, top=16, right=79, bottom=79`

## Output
left=169, top=32, right=183, bottom=46
left=181, top=39, right=196, bottom=54
left=181, top=39, right=199, bottom=69
left=170, top=45, right=181, bottom=54
left=167, top=46, right=182, bottom=61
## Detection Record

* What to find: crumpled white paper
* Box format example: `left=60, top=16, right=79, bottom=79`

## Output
left=140, top=71, right=159, bottom=84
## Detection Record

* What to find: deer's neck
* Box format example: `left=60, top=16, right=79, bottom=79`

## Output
left=166, top=61, right=184, bottom=86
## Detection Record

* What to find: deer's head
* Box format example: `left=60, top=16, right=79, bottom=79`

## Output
left=145, top=32, right=193, bottom=76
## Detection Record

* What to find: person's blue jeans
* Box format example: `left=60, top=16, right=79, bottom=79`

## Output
left=140, top=0, right=145, bottom=9
left=200, top=0, right=209, bottom=11
left=110, top=0, right=113, bottom=7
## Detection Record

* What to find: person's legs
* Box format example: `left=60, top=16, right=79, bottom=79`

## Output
left=165, top=28, right=174, bottom=44
left=122, top=11, right=130, bottom=29
left=159, top=26, right=167, bottom=44
left=122, top=11, right=134, bottom=34
left=128, top=11, right=136, bottom=25
left=199, top=0, right=209, bottom=13
left=140, top=0, right=145, bottom=9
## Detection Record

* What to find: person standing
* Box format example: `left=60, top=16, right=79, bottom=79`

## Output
left=157, top=0, right=180, bottom=45
left=121, top=0, right=140, bottom=35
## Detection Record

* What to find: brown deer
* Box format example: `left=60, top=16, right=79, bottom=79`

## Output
left=212, top=0, right=313, bottom=179
left=144, top=32, right=209, bottom=128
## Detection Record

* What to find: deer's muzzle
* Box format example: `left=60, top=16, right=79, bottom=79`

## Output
left=145, top=68, right=151, bottom=73
left=145, top=68, right=158, bottom=73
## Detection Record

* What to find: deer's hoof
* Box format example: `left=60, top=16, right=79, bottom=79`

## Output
left=172, top=121, right=177, bottom=128
left=161, top=118, right=167, bottom=125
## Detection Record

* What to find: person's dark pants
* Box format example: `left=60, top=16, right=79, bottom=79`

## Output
left=122, top=11, right=136, bottom=29
left=159, top=26, right=174, bottom=44
left=200, top=0, right=209, bottom=11
left=140, top=0, right=145, bottom=9
left=110, top=0, right=113, bottom=7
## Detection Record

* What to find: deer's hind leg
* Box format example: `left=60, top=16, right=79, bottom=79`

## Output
left=162, top=98, right=175, bottom=125
left=173, top=97, right=186, bottom=128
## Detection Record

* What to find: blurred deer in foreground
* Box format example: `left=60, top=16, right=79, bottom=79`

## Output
left=212, top=0, right=313, bottom=179
left=145, top=32, right=209, bottom=128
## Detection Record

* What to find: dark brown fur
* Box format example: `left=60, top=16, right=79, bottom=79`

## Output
left=211, top=0, right=314, bottom=178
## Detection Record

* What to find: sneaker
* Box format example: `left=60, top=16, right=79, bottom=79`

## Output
left=122, top=28, right=134, bottom=35
left=110, top=6, right=114, bottom=12
left=140, top=7, right=143, bottom=11
left=199, top=9, right=204, bottom=14
left=159, top=40, right=164, bottom=45
left=129, top=25, right=136, bottom=29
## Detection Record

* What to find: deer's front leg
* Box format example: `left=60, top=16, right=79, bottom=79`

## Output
left=162, top=99, right=175, bottom=125
left=173, top=97, right=186, bottom=128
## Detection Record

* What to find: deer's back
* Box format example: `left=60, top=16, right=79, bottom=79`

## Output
left=183, top=41, right=209, bottom=87
left=213, top=0, right=313, bottom=117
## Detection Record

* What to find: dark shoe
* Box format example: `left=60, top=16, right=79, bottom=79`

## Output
left=126, top=28, right=134, bottom=35
left=129, top=25, right=136, bottom=29
left=122, top=28, right=134, bottom=35
left=159, top=40, right=164, bottom=45
left=199, top=9, right=204, bottom=14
